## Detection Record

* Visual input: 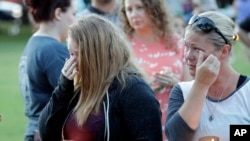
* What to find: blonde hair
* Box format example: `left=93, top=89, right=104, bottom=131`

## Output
left=187, top=11, right=238, bottom=51
left=68, top=14, right=146, bottom=125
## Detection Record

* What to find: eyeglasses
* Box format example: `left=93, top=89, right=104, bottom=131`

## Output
left=188, top=15, right=229, bottom=45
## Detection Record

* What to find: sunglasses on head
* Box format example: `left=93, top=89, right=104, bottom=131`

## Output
left=188, top=15, right=229, bottom=45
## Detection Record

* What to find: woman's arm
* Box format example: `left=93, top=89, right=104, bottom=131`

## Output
left=165, top=84, right=195, bottom=141
left=39, top=55, right=78, bottom=140
left=38, top=74, right=75, bottom=141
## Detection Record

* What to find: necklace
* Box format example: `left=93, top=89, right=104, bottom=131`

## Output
left=206, top=76, right=231, bottom=121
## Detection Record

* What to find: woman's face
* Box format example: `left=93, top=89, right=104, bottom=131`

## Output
left=184, top=30, right=221, bottom=76
left=67, top=36, right=79, bottom=71
left=124, top=0, right=152, bottom=32
left=58, top=1, right=77, bottom=41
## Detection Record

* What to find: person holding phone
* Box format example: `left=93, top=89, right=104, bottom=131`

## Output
left=38, top=14, right=162, bottom=141
left=164, top=11, right=250, bottom=141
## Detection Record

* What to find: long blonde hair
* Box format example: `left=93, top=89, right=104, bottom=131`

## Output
left=68, top=14, right=146, bottom=125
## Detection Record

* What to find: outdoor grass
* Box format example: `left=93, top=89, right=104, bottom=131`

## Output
left=231, top=41, right=250, bottom=75
left=0, top=21, right=250, bottom=141
left=0, top=22, right=32, bottom=141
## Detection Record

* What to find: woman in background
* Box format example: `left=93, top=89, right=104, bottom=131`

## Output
left=18, top=0, right=76, bottom=140
left=119, top=0, right=191, bottom=140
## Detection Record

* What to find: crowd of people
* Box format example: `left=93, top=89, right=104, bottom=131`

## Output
left=18, top=0, right=250, bottom=141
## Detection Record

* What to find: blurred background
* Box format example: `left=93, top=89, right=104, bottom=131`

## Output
left=0, top=0, right=249, bottom=140
left=1, top=1, right=30, bottom=140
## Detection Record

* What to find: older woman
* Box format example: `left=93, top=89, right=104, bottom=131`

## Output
left=165, top=11, right=250, bottom=141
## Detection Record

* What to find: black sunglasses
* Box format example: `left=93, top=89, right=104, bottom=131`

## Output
left=188, top=15, right=229, bottom=45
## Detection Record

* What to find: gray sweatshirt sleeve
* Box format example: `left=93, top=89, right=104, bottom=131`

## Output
left=164, top=84, right=195, bottom=141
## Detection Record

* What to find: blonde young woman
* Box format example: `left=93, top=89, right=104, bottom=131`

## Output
left=38, top=14, right=162, bottom=141
left=119, top=0, right=191, bottom=140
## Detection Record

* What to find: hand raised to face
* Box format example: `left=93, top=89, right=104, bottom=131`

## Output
left=195, top=51, right=220, bottom=87
left=62, top=56, right=78, bottom=80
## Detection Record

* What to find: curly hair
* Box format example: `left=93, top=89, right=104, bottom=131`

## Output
left=119, top=0, right=175, bottom=49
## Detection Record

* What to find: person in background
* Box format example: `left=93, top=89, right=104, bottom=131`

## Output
left=79, top=0, right=119, bottom=25
left=38, top=14, right=162, bottom=141
left=216, top=0, right=235, bottom=20
left=238, top=14, right=250, bottom=60
left=166, top=0, right=186, bottom=16
left=233, top=0, right=250, bottom=24
left=75, top=0, right=87, bottom=16
left=173, top=15, right=187, bottom=37
left=165, top=11, right=250, bottom=141
left=238, top=15, right=250, bottom=48
left=165, top=0, right=194, bottom=23
left=119, top=0, right=191, bottom=140
left=18, top=0, right=76, bottom=140
left=191, top=0, right=218, bottom=15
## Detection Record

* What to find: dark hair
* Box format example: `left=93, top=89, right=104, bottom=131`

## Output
left=25, top=0, right=71, bottom=23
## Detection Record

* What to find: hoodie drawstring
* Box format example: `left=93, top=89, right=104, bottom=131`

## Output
left=103, top=91, right=110, bottom=141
